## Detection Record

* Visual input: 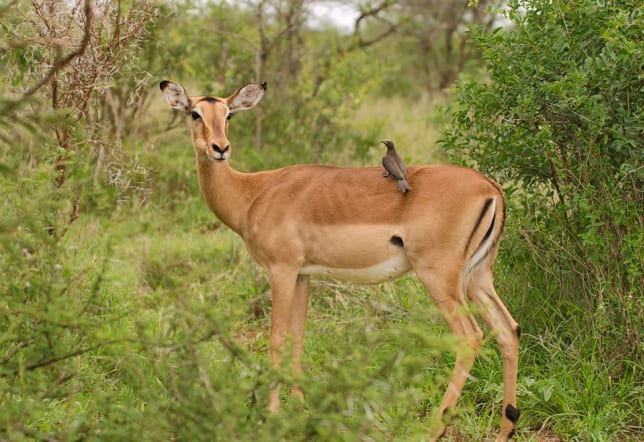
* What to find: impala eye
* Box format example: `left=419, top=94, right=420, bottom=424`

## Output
left=226, top=113, right=234, bottom=121
left=190, top=111, right=201, bottom=121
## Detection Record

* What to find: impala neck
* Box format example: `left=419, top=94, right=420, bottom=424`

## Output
left=195, top=156, right=250, bottom=235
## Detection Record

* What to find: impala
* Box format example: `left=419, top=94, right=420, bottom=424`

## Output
left=160, top=80, right=520, bottom=441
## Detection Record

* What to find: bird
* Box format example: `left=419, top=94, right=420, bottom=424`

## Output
left=381, top=140, right=411, bottom=194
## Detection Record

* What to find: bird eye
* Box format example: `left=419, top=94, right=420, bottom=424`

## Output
left=190, top=111, right=201, bottom=121
left=226, top=113, right=234, bottom=121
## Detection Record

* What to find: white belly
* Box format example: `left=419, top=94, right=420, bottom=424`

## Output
left=299, top=253, right=411, bottom=284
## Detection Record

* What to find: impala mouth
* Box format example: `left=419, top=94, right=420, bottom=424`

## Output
left=208, top=150, right=229, bottom=161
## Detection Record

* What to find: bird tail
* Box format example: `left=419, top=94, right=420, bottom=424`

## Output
left=397, top=179, right=412, bottom=194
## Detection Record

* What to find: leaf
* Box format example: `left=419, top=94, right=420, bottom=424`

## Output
left=543, top=384, right=554, bottom=402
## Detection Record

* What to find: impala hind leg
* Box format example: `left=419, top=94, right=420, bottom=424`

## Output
left=467, top=269, right=520, bottom=441
left=267, top=267, right=310, bottom=413
left=415, top=268, right=484, bottom=440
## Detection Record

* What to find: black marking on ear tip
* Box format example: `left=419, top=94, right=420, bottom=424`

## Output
left=505, top=404, right=520, bottom=423
left=159, top=80, right=169, bottom=90
left=260, top=81, right=268, bottom=89
left=390, top=236, right=404, bottom=248
left=516, top=325, right=521, bottom=339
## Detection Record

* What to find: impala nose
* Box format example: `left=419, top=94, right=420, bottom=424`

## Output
left=212, top=143, right=230, bottom=157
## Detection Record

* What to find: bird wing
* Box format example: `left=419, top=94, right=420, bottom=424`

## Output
left=397, top=159, right=408, bottom=180
left=382, top=155, right=406, bottom=181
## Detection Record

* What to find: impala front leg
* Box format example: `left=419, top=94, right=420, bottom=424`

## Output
left=289, top=275, right=310, bottom=402
left=267, top=265, right=303, bottom=413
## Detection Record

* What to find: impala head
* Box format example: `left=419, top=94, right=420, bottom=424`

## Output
left=160, top=80, right=267, bottom=161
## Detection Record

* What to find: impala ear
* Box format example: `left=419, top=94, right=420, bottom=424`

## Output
left=227, top=81, right=267, bottom=112
left=159, top=80, right=191, bottom=113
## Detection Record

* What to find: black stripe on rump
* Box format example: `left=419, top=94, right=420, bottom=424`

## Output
left=464, top=198, right=494, bottom=256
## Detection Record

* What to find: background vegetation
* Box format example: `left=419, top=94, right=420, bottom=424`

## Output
left=1, top=0, right=641, bottom=440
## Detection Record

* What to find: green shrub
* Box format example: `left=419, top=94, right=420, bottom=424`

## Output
left=441, top=0, right=643, bottom=437
left=443, top=0, right=642, bottom=360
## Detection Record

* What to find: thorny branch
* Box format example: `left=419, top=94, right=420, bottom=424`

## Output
left=0, top=0, right=93, bottom=117
left=23, top=0, right=93, bottom=100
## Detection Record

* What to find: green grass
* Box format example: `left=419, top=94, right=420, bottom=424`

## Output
left=354, top=95, right=449, bottom=166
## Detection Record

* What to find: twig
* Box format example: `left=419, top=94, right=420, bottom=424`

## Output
left=1, top=339, right=122, bottom=378
left=23, top=0, right=93, bottom=100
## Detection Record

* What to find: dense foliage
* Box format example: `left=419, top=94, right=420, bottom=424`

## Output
left=442, top=0, right=642, bottom=436
left=1, top=0, right=642, bottom=440
left=444, top=0, right=642, bottom=357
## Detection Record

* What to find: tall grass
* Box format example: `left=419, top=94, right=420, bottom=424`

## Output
left=354, top=95, right=449, bottom=166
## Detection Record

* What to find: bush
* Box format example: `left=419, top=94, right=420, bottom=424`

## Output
left=441, top=0, right=643, bottom=435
